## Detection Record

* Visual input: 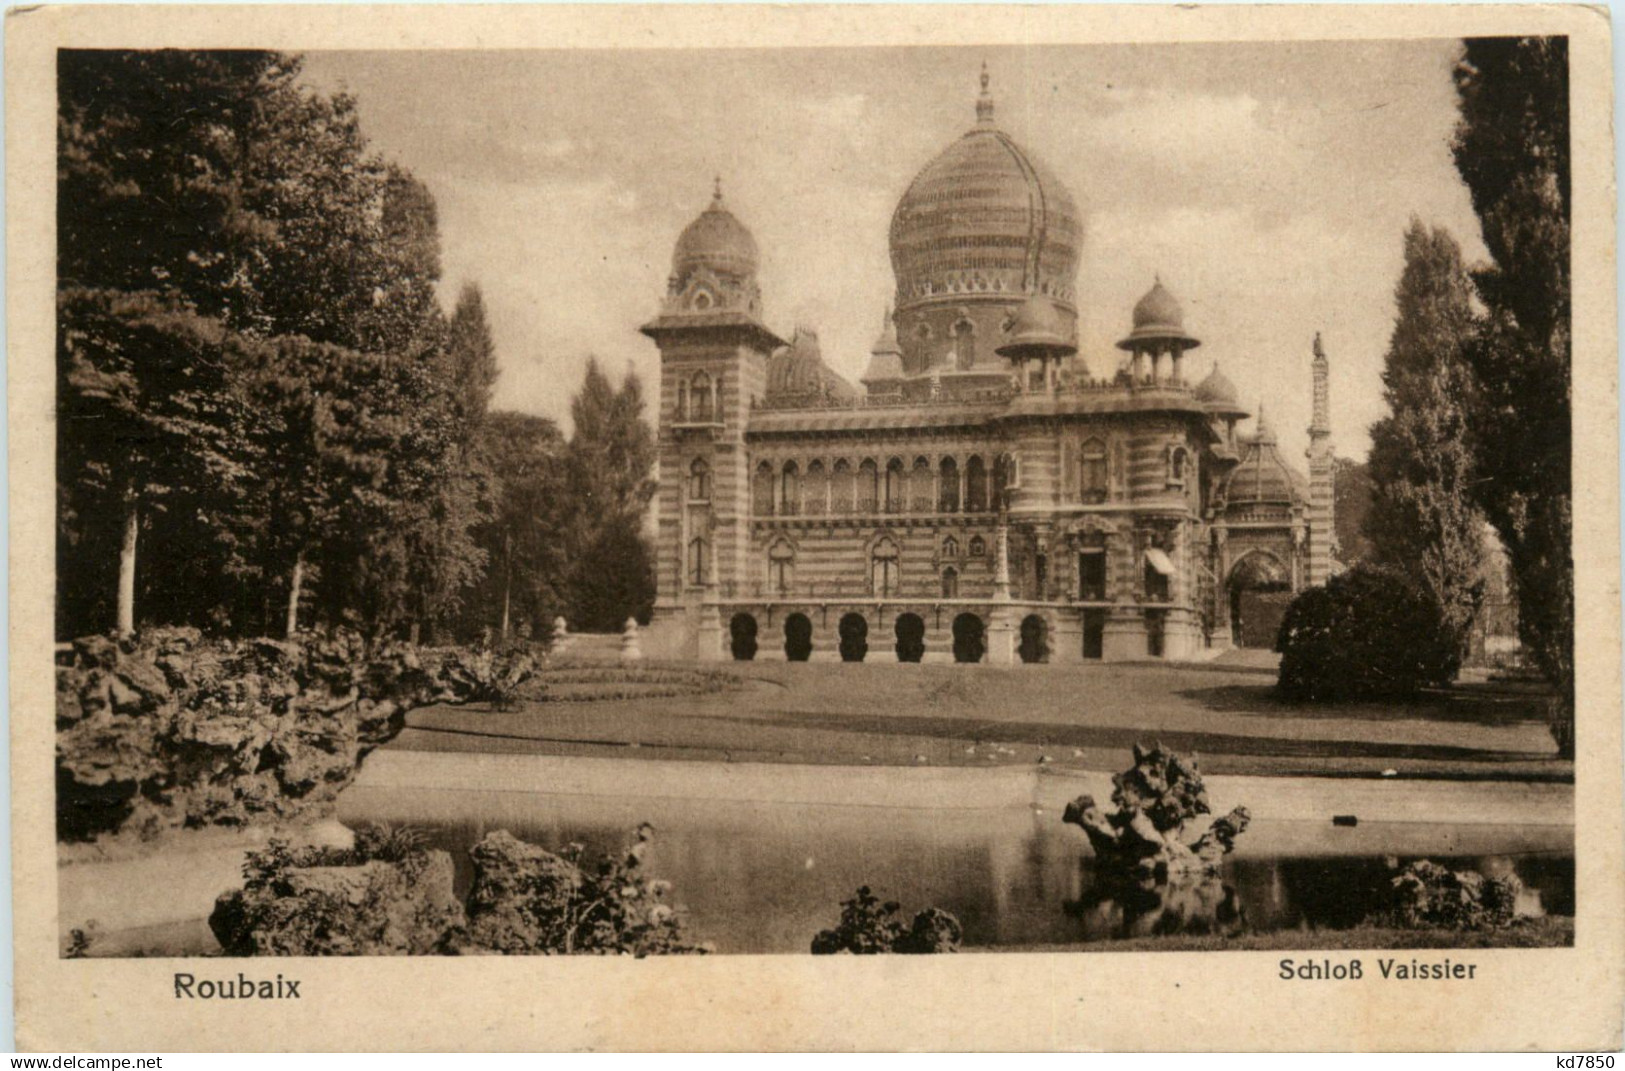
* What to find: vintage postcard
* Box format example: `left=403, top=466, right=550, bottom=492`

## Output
left=8, top=2, right=1622, bottom=1052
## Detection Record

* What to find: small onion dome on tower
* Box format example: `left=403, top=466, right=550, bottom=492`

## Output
left=1116, top=278, right=1201, bottom=351
left=862, top=307, right=905, bottom=385
left=672, top=177, right=759, bottom=281
left=995, top=294, right=1078, bottom=361
left=1194, top=362, right=1249, bottom=419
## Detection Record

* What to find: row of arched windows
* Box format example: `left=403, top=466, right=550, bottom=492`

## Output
left=751, top=454, right=1003, bottom=517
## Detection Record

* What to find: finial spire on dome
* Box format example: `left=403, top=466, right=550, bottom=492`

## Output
left=976, top=62, right=995, bottom=124
left=711, top=175, right=724, bottom=206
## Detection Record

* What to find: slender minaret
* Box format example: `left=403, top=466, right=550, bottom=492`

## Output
left=1306, top=332, right=1336, bottom=585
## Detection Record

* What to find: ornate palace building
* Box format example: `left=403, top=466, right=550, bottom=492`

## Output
left=640, top=70, right=1335, bottom=663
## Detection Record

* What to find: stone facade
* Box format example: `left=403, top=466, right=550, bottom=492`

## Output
left=640, top=73, right=1334, bottom=664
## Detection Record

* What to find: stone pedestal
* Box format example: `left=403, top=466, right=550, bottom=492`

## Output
left=1101, top=608, right=1148, bottom=662
left=619, top=618, right=643, bottom=662
left=694, top=605, right=724, bottom=662
left=1160, top=607, right=1205, bottom=662
left=985, top=605, right=1016, bottom=665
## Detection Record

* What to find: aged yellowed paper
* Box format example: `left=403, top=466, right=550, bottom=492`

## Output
left=10, top=2, right=1622, bottom=1051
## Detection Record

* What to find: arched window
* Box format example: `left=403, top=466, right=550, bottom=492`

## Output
left=1168, top=446, right=1189, bottom=488
left=942, top=536, right=960, bottom=559
left=1081, top=438, right=1108, bottom=503
left=753, top=460, right=775, bottom=517
left=911, top=457, right=933, bottom=512
left=969, top=535, right=987, bottom=558
left=687, top=537, right=707, bottom=586
left=688, top=457, right=710, bottom=501
left=857, top=459, right=879, bottom=512
left=884, top=458, right=906, bottom=513
left=676, top=382, right=689, bottom=421
left=941, top=566, right=960, bottom=598
left=780, top=461, right=800, bottom=516
left=691, top=372, right=713, bottom=422
left=938, top=456, right=960, bottom=513
left=831, top=459, right=855, bottom=514
left=803, top=460, right=827, bottom=515
left=965, top=455, right=987, bottom=513
left=871, top=536, right=900, bottom=597
left=768, top=538, right=795, bottom=595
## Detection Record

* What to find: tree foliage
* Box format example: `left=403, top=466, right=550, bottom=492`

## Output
left=1451, top=37, right=1572, bottom=711
left=56, top=49, right=491, bottom=640
left=562, top=359, right=657, bottom=630
left=1277, top=565, right=1459, bottom=701
left=1332, top=457, right=1375, bottom=566
left=1365, top=220, right=1486, bottom=656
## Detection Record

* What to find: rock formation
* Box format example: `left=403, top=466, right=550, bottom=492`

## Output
left=1062, top=742, right=1251, bottom=883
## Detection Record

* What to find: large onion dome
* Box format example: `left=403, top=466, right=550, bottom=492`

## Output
left=890, top=65, right=1079, bottom=364
left=673, top=178, right=759, bottom=281
left=1117, top=277, right=1201, bottom=351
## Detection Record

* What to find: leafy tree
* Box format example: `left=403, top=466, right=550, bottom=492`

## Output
left=476, top=412, right=568, bottom=641
left=56, top=291, right=260, bottom=636
left=562, top=359, right=656, bottom=629
left=1365, top=220, right=1486, bottom=657
left=1332, top=457, right=1375, bottom=565
left=445, top=285, right=500, bottom=432
left=1451, top=37, right=1573, bottom=711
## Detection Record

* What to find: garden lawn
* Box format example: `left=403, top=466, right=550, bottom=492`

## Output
left=390, top=658, right=1567, bottom=781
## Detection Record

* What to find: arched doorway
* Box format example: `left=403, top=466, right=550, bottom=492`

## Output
left=838, top=613, right=869, bottom=662
left=1019, top=614, right=1050, bottom=663
left=1227, top=552, right=1293, bottom=648
left=894, top=613, right=926, bottom=663
left=783, top=613, right=813, bottom=662
left=952, top=613, right=985, bottom=663
left=729, top=613, right=758, bottom=661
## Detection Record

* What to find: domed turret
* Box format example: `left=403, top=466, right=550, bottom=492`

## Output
left=673, top=177, right=759, bottom=281
left=1117, top=277, right=1201, bottom=351
left=766, top=327, right=857, bottom=402
left=1194, top=362, right=1248, bottom=419
left=996, top=295, right=1077, bottom=361
left=641, top=178, right=783, bottom=351
left=887, top=67, right=1083, bottom=375
left=1221, top=405, right=1310, bottom=508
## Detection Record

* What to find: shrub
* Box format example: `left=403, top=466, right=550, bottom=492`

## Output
left=1380, top=859, right=1523, bottom=931
left=810, top=886, right=962, bottom=954
left=1276, top=565, right=1459, bottom=701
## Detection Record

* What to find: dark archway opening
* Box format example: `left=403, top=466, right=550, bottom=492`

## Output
left=783, top=613, right=813, bottom=662
left=1082, top=609, right=1106, bottom=660
left=729, top=613, right=758, bottom=661
left=1227, top=553, right=1293, bottom=649
left=838, top=612, right=869, bottom=662
left=894, top=613, right=926, bottom=663
left=952, top=613, right=985, bottom=664
left=1019, top=614, right=1050, bottom=664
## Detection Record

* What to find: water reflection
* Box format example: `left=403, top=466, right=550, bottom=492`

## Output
left=338, top=785, right=1573, bottom=953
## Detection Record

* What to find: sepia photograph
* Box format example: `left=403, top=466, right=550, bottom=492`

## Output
left=9, top=1, right=1621, bottom=1052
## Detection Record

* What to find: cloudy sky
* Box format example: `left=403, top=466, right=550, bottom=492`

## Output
left=301, top=40, right=1485, bottom=463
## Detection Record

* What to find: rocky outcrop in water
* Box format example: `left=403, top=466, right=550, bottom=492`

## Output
left=56, top=628, right=536, bottom=844
left=1062, top=742, right=1250, bottom=883
left=810, top=886, right=963, bottom=954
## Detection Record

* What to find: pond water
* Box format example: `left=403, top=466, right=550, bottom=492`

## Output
left=337, top=784, right=1573, bottom=953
